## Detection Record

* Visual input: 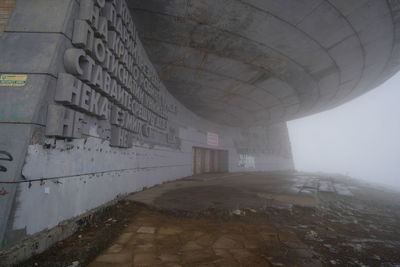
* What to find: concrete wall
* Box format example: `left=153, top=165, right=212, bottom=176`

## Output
left=0, top=0, right=293, bottom=254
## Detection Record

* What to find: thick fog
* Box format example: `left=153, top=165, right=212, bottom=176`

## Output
left=287, top=73, right=400, bottom=189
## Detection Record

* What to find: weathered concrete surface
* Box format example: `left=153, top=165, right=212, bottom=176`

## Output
left=0, top=0, right=293, bottom=254
left=130, top=0, right=400, bottom=126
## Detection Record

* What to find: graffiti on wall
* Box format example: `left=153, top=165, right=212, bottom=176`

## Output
left=0, top=150, right=12, bottom=196
left=0, top=150, right=13, bottom=172
left=0, top=102, right=26, bottom=121
left=238, top=154, right=255, bottom=169
left=45, top=0, right=178, bottom=148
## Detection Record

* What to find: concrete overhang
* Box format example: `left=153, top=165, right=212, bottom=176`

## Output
left=129, top=0, right=400, bottom=127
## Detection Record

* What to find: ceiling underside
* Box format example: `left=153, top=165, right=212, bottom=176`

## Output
left=129, top=0, right=400, bottom=127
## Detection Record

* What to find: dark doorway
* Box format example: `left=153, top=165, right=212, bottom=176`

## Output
left=192, top=147, right=228, bottom=175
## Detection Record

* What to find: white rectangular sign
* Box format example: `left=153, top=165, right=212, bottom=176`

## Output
left=207, top=132, right=219, bottom=146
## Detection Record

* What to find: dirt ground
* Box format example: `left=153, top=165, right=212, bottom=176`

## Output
left=15, top=172, right=400, bottom=267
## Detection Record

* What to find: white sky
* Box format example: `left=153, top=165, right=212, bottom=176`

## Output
left=287, top=73, right=400, bottom=189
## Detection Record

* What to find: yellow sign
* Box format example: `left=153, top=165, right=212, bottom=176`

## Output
left=0, top=74, right=27, bottom=87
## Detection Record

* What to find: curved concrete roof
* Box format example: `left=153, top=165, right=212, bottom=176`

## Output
left=130, top=0, right=400, bottom=127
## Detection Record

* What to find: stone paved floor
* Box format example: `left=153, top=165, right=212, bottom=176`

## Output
left=87, top=172, right=400, bottom=266
left=88, top=209, right=321, bottom=267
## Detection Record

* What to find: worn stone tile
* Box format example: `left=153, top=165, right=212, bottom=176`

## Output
left=303, top=259, right=324, bottom=267
left=133, top=252, right=158, bottom=266
left=128, top=238, right=139, bottom=246
left=212, top=259, right=240, bottom=266
left=224, top=233, right=247, bottom=242
left=136, top=233, right=155, bottom=240
left=155, top=234, right=168, bottom=240
left=278, top=231, right=299, bottom=242
left=106, top=244, right=124, bottom=253
left=243, top=224, right=262, bottom=233
left=125, top=224, right=140, bottom=232
left=159, top=253, right=180, bottom=263
left=187, top=231, right=205, bottom=239
left=261, top=225, right=278, bottom=232
left=137, top=226, right=156, bottom=234
left=182, top=250, right=216, bottom=264
left=229, top=248, right=253, bottom=260
left=196, top=234, right=214, bottom=246
left=283, top=240, right=308, bottom=249
left=133, top=218, right=151, bottom=224
left=116, top=233, right=134, bottom=244
left=182, top=240, right=203, bottom=251
left=95, top=252, right=132, bottom=264
left=270, top=261, right=285, bottom=267
left=260, top=232, right=279, bottom=241
left=267, top=255, right=292, bottom=266
left=243, top=239, right=259, bottom=249
left=133, top=243, right=155, bottom=253
left=263, top=242, right=286, bottom=258
left=286, top=248, right=315, bottom=259
left=158, top=227, right=182, bottom=235
left=221, top=226, right=243, bottom=234
left=213, top=249, right=232, bottom=258
left=196, top=263, right=216, bottom=267
left=156, top=235, right=182, bottom=249
left=82, top=171, right=400, bottom=267
left=213, top=236, right=241, bottom=249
